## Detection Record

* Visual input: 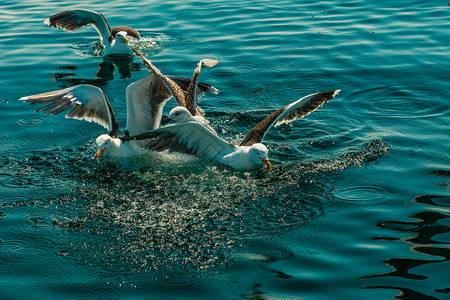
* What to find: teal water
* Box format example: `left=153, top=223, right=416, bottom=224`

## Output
left=1, top=0, right=449, bottom=299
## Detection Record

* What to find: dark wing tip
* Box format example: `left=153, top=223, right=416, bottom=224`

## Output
left=314, top=89, right=341, bottom=101
left=240, top=89, right=341, bottom=147
left=43, top=10, right=108, bottom=32
left=289, top=89, right=340, bottom=120
left=44, top=11, right=82, bottom=31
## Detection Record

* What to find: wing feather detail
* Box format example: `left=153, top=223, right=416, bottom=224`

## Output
left=167, top=75, right=220, bottom=95
left=125, top=74, right=172, bottom=137
left=44, top=9, right=112, bottom=44
left=185, top=59, right=219, bottom=116
left=20, top=85, right=119, bottom=137
left=240, top=90, right=340, bottom=146
left=131, top=48, right=217, bottom=117
left=131, top=47, right=188, bottom=109
left=125, top=122, right=235, bottom=159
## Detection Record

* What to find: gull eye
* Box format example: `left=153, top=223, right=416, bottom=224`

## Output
left=257, top=152, right=260, bottom=155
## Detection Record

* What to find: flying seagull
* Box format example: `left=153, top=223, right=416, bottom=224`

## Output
left=19, top=66, right=219, bottom=158
left=44, top=9, right=141, bottom=56
left=123, top=90, right=341, bottom=171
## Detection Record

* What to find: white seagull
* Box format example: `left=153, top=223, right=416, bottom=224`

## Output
left=44, top=9, right=141, bottom=56
left=19, top=61, right=219, bottom=159
left=124, top=90, right=341, bottom=171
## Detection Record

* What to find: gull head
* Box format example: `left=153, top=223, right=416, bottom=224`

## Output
left=115, top=31, right=128, bottom=44
left=161, top=106, right=192, bottom=126
left=93, top=134, right=119, bottom=159
left=249, top=143, right=271, bottom=170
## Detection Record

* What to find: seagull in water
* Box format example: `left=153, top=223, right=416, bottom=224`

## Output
left=44, top=9, right=141, bottom=56
left=19, top=54, right=219, bottom=159
left=124, top=90, right=341, bottom=171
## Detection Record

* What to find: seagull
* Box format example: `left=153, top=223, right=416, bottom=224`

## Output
left=19, top=66, right=219, bottom=159
left=44, top=9, right=141, bottom=56
left=123, top=90, right=341, bottom=171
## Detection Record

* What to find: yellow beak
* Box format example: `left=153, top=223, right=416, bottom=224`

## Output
left=93, top=148, right=105, bottom=159
left=263, top=159, right=272, bottom=170
left=122, top=36, right=128, bottom=43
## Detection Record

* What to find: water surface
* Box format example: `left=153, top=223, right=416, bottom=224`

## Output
left=0, top=0, right=449, bottom=299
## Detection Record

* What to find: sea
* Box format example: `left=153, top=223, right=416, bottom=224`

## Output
left=0, top=0, right=449, bottom=299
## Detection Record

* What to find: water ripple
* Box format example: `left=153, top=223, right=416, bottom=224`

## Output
left=17, top=117, right=44, bottom=127
left=1, top=0, right=450, bottom=298
left=363, top=194, right=450, bottom=296
left=0, top=238, right=47, bottom=265
left=335, top=186, right=389, bottom=203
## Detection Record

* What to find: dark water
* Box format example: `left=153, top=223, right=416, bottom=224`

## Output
left=1, top=0, right=449, bottom=299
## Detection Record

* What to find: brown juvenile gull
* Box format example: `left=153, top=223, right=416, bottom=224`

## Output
left=131, top=47, right=219, bottom=117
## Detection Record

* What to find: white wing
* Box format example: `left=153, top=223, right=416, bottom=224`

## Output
left=126, top=73, right=221, bottom=138
left=126, top=122, right=236, bottom=160
left=240, top=90, right=340, bottom=146
left=125, top=74, right=172, bottom=136
left=44, top=9, right=112, bottom=45
left=20, top=85, right=119, bottom=136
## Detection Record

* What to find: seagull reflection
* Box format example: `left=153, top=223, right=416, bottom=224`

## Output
left=96, top=55, right=140, bottom=79
left=52, top=56, right=142, bottom=86
left=362, top=194, right=450, bottom=298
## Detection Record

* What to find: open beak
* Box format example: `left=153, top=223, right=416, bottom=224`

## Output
left=260, top=158, right=272, bottom=170
left=93, top=148, right=106, bottom=159
left=160, top=117, right=172, bottom=126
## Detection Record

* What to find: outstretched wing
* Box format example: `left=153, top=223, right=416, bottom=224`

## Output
left=125, top=122, right=235, bottom=159
left=20, top=85, right=119, bottom=137
left=125, top=73, right=172, bottom=136
left=240, top=90, right=340, bottom=146
left=130, top=47, right=188, bottom=108
left=44, top=9, right=112, bottom=44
